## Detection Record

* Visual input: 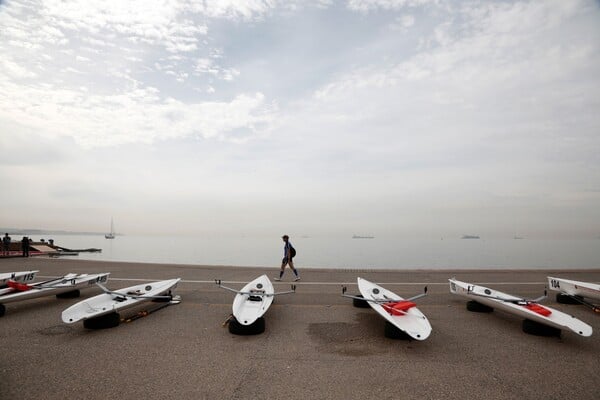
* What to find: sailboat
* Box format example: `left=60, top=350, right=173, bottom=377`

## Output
left=105, top=218, right=115, bottom=239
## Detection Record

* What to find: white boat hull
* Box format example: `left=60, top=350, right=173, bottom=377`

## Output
left=357, top=277, right=432, bottom=341
left=62, top=278, right=180, bottom=323
left=449, top=278, right=592, bottom=337
left=0, top=270, right=38, bottom=285
left=0, top=271, right=38, bottom=295
left=232, top=275, right=274, bottom=325
left=548, top=276, right=600, bottom=302
left=0, top=273, right=110, bottom=304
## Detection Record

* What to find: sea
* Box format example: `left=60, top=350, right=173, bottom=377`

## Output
left=37, top=234, right=600, bottom=270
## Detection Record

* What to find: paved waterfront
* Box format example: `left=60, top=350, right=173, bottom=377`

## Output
left=1, top=258, right=599, bottom=400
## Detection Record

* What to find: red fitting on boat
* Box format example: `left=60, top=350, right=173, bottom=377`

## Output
left=7, top=280, right=33, bottom=292
left=382, top=301, right=417, bottom=316
left=523, top=303, right=552, bottom=317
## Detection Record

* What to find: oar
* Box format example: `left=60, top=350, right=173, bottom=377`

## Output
left=215, top=279, right=257, bottom=295
left=9, top=275, right=78, bottom=291
left=466, top=285, right=547, bottom=304
left=215, top=280, right=296, bottom=296
left=407, top=286, right=428, bottom=302
left=274, top=285, right=296, bottom=296
left=122, top=301, right=174, bottom=323
left=342, top=286, right=427, bottom=304
left=96, top=283, right=173, bottom=300
left=215, top=279, right=240, bottom=294
left=560, top=294, right=600, bottom=313
left=341, top=287, right=425, bottom=318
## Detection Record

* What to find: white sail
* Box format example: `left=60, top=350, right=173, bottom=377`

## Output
left=105, top=218, right=115, bottom=239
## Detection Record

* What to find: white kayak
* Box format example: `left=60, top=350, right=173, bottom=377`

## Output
left=232, top=275, right=275, bottom=326
left=548, top=276, right=600, bottom=302
left=0, top=273, right=110, bottom=304
left=0, top=270, right=38, bottom=295
left=62, top=278, right=180, bottom=324
left=357, top=277, right=432, bottom=341
left=449, top=278, right=592, bottom=337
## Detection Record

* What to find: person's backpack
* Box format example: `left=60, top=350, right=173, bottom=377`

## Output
left=290, top=246, right=296, bottom=258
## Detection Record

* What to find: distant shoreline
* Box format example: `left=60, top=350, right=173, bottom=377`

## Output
left=0, top=228, right=104, bottom=236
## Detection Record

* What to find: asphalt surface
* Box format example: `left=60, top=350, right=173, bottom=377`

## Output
left=1, top=258, right=599, bottom=400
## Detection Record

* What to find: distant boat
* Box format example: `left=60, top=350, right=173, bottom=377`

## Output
left=461, top=235, right=480, bottom=239
left=352, top=235, right=375, bottom=239
left=105, top=218, right=115, bottom=239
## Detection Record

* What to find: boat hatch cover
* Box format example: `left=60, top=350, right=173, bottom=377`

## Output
left=382, top=301, right=417, bottom=316
left=7, top=281, right=33, bottom=292
left=523, top=303, right=552, bottom=317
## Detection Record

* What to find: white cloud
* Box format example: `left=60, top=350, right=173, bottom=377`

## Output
left=0, top=0, right=262, bottom=144
left=399, top=14, right=415, bottom=27
left=81, top=37, right=112, bottom=48
left=191, top=0, right=278, bottom=20
left=0, top=59, right=37, bottom=79
left=0, top=75, right=277, bottom=147
left=347, top=0, right=436, bottom=12
left=193, top=57, right=239, bottom=81
left=23, top=1, right=207, bottom=57
left=63, top=67, right=83, bottom=74
left=300, top=0, right=600, bottom=203
left=317, top=1, right=599, bottom=114
left=194, top=58, right=215, bottom=73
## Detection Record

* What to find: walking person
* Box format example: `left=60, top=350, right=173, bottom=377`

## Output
left=275, top=235, right=300, bottom=281
left=3, top=233, right=11, bottom=256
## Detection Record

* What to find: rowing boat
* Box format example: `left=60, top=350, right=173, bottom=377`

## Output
left=449, top=278, right=592, bottom=337
left=62, top=278, right=181, bottom=328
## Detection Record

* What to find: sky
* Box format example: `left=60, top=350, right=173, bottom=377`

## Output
left=0, top=0, right=599, bottom=238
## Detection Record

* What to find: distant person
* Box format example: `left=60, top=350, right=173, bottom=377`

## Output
left=21, top=236, right=30, bottom=257
left=275, top=235, right=299, bottom=281
left=3, top=233, right=11, bottom=256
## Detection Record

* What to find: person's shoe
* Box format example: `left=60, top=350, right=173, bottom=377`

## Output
left=274, top=277, right=281, bottom=281
left=294, top=277, right=300, bottom=281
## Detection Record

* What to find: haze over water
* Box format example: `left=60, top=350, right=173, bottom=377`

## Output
left=47, top=234, right=600, bottom=270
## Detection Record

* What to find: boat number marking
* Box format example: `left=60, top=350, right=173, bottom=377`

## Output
left=88, top=275, right=108, bottom=285
left=9, top=273, right=35, bottom=281
left=550, top=280, right=560, bottom=289
left=22, top=273, right=35, bottom=281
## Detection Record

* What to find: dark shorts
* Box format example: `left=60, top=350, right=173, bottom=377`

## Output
left=282, top=257, right=294, bottom=265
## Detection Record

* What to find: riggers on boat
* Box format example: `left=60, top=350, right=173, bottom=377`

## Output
left=216, top=275, right=295, bottom=335
left=548, top=276, right=600, bottom=312
left=62, top=278, right=181, bottom=329
left=0, top=273, right=110, bottom=317
left=449, top=278, right=593, bottom=337
left=342, top=277, right=431, bottom=341
left=0, top=270, right=38, bottom=296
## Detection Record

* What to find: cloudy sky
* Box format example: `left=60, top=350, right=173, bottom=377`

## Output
left=1, top=0, right=599, bottom=238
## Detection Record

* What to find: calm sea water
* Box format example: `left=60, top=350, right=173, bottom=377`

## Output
left=38, top=234, right=600, bottom=270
